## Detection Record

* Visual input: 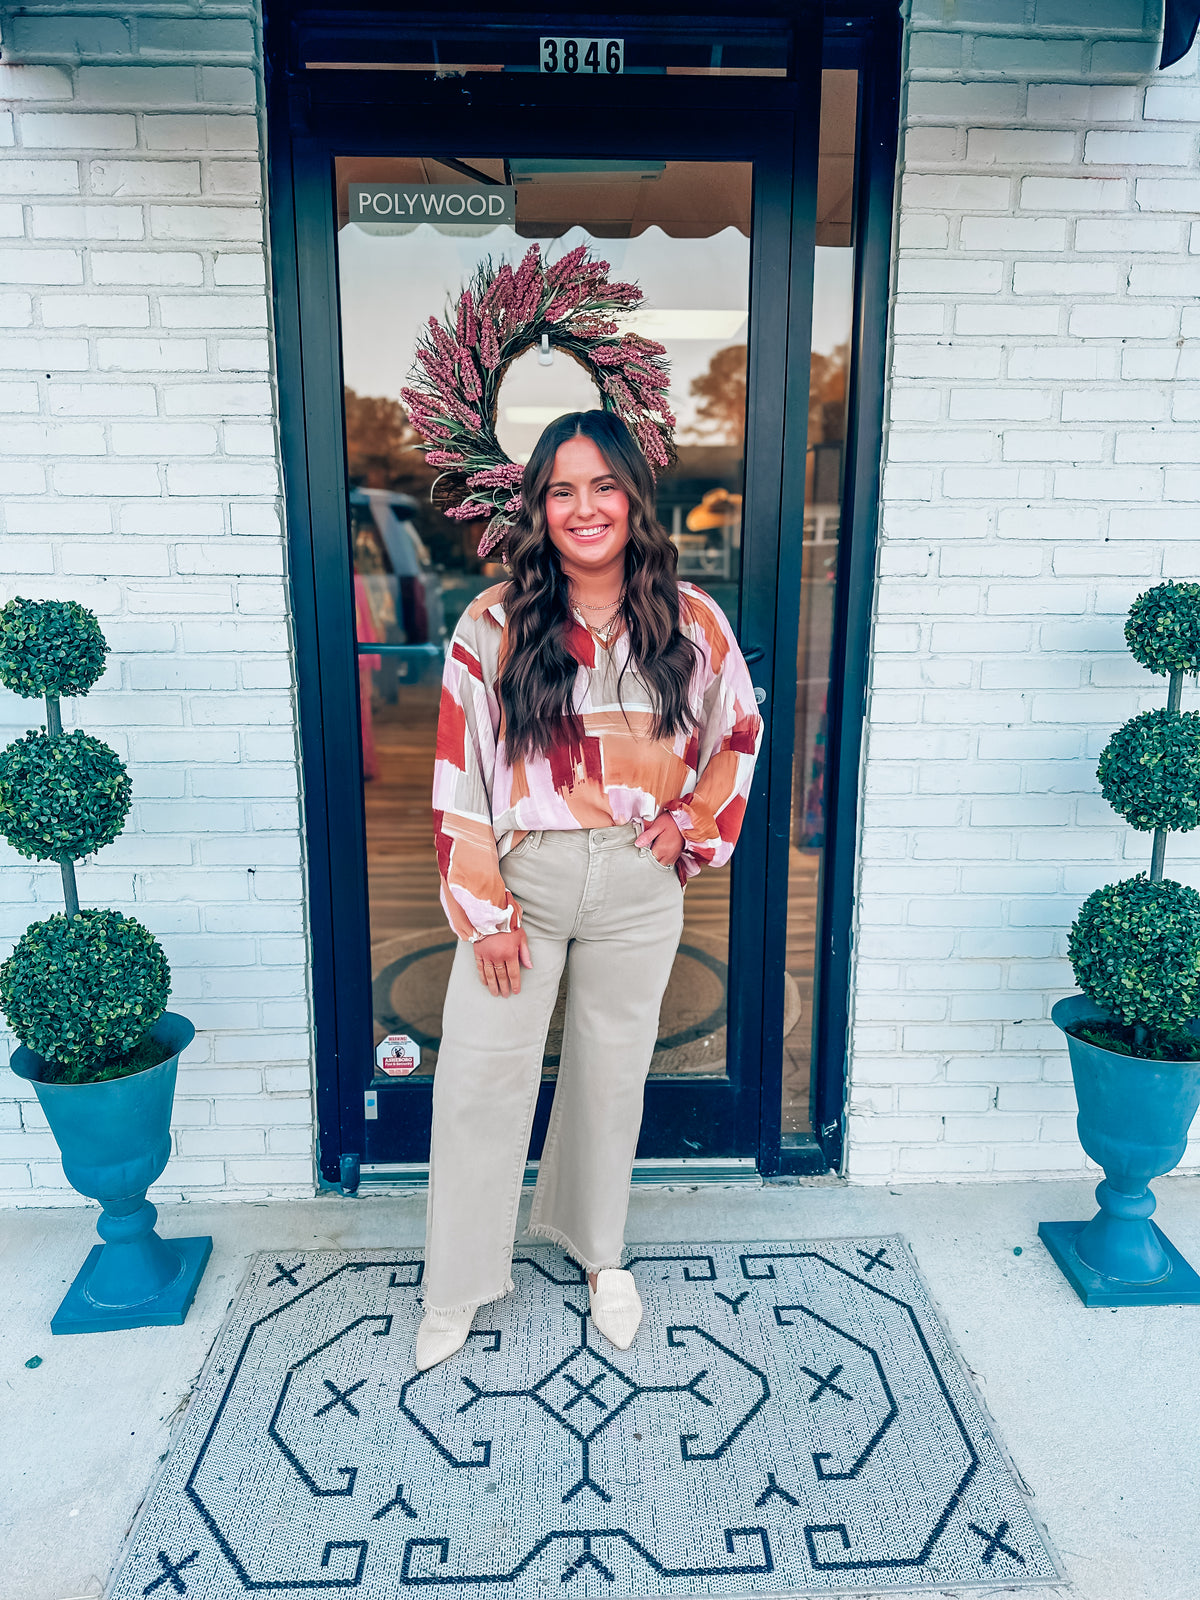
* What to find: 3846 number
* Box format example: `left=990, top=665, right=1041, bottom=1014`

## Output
left=540, top=37, right=624, bottom=74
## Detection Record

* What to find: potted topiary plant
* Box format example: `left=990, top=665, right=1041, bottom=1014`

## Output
left=0, top=597, right=211, bottom=1333
left=1039, top=581, right=1200, bottom=1306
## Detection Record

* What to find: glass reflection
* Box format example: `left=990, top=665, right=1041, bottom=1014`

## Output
left=782, top=70, right=858, bottom=1138
left=336, top=157, right=752, bottom=1082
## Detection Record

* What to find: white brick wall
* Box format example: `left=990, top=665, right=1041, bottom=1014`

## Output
left=850, top=0, right=1200, bottom=1181
left=3, top=0, right=1198, bottom=1199
left=0, top=2, right=315, bottom=1204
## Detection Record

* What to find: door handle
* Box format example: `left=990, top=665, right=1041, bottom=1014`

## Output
left=742, top=645, right=765, bottom=664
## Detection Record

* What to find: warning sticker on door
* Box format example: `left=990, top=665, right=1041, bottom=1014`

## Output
left=375, top=1034, right=421, bottom=1077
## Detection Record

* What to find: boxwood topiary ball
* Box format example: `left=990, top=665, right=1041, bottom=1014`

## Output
left=0, top=597, right=108, bottom=700
left=0, top=908, right=170, bottom=1075
left=0, top=729, right=131, bottom=862
left=1125, top=582, right=1200, bottom=678
left=1097, top=708, right=1200, bottom=833
left=1069, top=874, right=1200, bottom=1033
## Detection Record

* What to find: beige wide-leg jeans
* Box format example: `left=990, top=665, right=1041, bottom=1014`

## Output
left=423, top=822, right=685, bottom=1315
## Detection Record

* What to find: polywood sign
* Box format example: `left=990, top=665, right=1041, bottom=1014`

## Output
left=348, top=184, right=516, bottom=236
left=374, top=1033, right=420, bottom=1077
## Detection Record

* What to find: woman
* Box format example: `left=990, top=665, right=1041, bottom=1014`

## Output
left=420, top=410, right=762, bottom=1371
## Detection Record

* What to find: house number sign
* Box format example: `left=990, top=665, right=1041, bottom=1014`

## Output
left=540, top=37, right=624, bottom=74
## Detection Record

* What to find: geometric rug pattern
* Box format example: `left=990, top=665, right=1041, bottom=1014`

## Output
left=106, top=1240, right=1059, bottom=1597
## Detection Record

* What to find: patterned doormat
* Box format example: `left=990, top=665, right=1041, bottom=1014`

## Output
left=108, top=1241, right=1059, bottom=1599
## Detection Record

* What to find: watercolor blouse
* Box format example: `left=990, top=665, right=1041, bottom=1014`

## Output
left=432, top=580, right=764, bottom=942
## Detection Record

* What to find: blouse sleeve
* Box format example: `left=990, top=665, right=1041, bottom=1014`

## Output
left=431, top=609, right=523, bottom=942
left=665, top=596, right=764, bottom=878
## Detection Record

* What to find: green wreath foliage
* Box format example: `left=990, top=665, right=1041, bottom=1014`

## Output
left=0, top=729, right=131, bottom=862
left=1125, top=582, right=1200, bottom=678
left=0, top=597, right=108, bottom=700
left=1097, top=708, right=1200, bottom=834
left=0, top=908, right=170, bottom=1076
left=1069, top=875, right=1200, bottom=1034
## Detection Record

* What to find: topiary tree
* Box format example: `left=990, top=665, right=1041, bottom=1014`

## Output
left=1069, top=582, right=1200, bottom=1056
left=0, top=598, right=171, bottom=1080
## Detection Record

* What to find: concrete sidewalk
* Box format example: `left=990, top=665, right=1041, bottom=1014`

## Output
left=4, top=1175, right=1198, bottom=1600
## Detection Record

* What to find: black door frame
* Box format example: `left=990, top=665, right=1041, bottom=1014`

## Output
left=263, top=2, right=898, bottom=1187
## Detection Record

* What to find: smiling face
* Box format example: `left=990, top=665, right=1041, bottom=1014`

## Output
left=543, top=434, right=631, bottom=586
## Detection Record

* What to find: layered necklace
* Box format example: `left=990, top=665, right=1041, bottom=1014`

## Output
left=572, top=584, right=626, bottom=646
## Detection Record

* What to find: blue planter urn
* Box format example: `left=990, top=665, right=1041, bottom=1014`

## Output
left=11, top=1011, right=212, bottom=1334
left=1039, top=992, right=1200, bottom=1307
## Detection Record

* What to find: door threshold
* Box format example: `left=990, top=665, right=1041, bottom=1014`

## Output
left=358, top=1157, right=762, bottom=1192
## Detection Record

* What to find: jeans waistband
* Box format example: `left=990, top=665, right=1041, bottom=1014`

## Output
left=526, top=823, right=642, bottom=853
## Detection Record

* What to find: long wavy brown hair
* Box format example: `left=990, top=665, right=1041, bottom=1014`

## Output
left=499, top=410, right=700, bottom=762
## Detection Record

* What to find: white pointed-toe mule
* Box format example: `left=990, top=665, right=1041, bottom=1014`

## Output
left=588, top=1268, right=643, bottom=1350
left=414, top=1305, right=476, bottom=1371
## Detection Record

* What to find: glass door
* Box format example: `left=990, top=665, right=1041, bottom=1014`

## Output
left=274, top=14, right=828, bottom=1181
left=329, top=149, right=781, bottom=1166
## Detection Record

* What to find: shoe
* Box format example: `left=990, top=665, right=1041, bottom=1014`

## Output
left=415, top=1305, right=475, bottom=1371
left=589, top=1268, right=643, bottom=1350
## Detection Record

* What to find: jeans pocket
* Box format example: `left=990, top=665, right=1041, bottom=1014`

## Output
left=506, top=829, right=540, bottom=861
left=639, top=843, right=677, bottom=876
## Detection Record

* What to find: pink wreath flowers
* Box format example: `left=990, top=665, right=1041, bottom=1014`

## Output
left=401, top=243, right=675, bottom=560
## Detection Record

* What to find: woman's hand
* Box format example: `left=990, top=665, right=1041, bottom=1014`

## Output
left=472, top=928, right=533, bottom=998
left=634, top=812, right=685, bottom=867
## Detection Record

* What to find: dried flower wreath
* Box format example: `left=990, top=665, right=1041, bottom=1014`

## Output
left=401, top=242, right=676, bottom=560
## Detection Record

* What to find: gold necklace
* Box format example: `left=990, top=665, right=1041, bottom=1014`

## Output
left=572, top=585, right=625, bottom=642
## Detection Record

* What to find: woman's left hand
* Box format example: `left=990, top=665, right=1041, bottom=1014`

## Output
left=635, top=813, right=685, bottom=867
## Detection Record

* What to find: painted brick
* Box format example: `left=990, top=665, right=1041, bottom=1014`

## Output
left=21, top=113, right=138, bottom=149
left=54, top=462, right=160, bottom=496
left=1, top=336, right=89, bottom=369
left=906, top=83, right=1023, bottom=120
left=206, top=161, right=263, bottom=198
left=972, top=36, right=1084, bottom=74
left=1019, top=176, right=1127, bottom=210
left=90, top=160, right=201, bottom=197
left=0, top=160, right=79, bottom=196
left=139, top=20, right=256, bottom=57
left=0, top=247, right=83, bottom=286
left=0, top=383, right=46, bottom=414
left=75, top=66, right=198, bottom=105
left=899, top=214, right=950, bottom=249
left=1074, top=217, right=1182, bottom=250
left=7, top=14, right=131, bottom=57
left=42, top=294, right=149, bottom=327
left=142, top=114, right=259, bottom=151
left=217, top=339, right=270, bottom=370
left=966, top=129, right=1077, bottom=164
left=1085, top=130, right=1196, bottom=164
left=31, top=204, right=144, bottom=241
left=159, top=295, right=268, bottom=328
left=0, top=293, right=32, bottom=327
left=0, top=65, right=74, bottom=101
left=91, top=250, right=204, bottom=286
left=164, top=381, right=274, bottom=415
left=1133, top=178, right=1200, bottom=210
left=149, top=206, right=262, bottom=243
left=902, top=174, right=1011, bottom=210
left=1127, top=262, right=1200, bottom=295
left=959, top=216, right=1067, bottom=250
left=49, top=381, right=158, bottom=416
left=896, top=258, right=1004, bottom=293
left=1067, top=304, right=1179, bottom=338
left=1012, top=261, right=1121, bottom=294
left=96, top=337, right=208, bottom=371
left=213, top=253, right=267, bottom=288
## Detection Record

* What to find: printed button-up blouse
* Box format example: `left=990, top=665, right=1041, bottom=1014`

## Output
left=432, top=580, right=764, bottom=942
